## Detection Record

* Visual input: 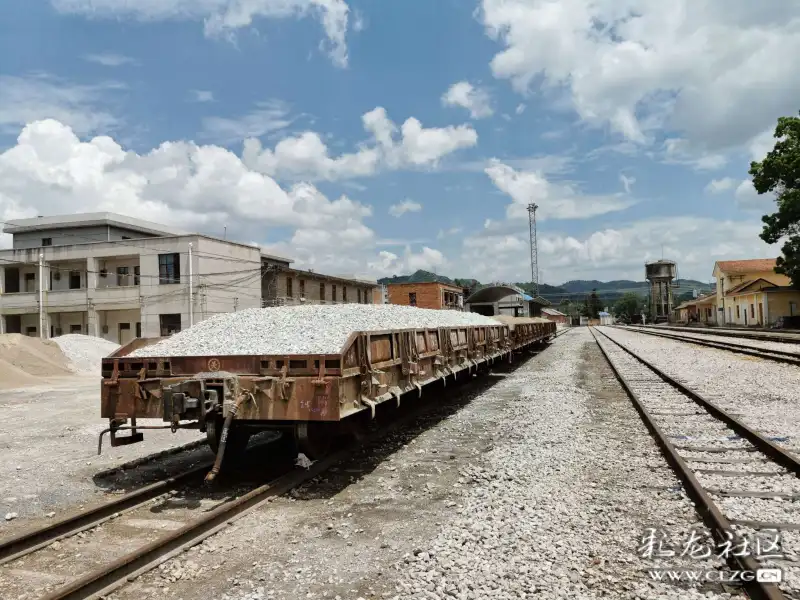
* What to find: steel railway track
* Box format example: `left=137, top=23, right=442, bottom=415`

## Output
left=0, top=338, right=558, bottom=600
left=617, top=325, right=800, bottom=366
left=635, top=325, right=800, bottom=345
left=591, top=327, right=800, bottom=600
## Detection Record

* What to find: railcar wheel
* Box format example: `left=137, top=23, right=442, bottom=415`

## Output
left=206, top=416, right=251, bottom=463
left=295, top=421, right=336, bottom=460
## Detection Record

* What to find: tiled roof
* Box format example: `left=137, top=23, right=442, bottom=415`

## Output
left=725, top=278, right=777, bottom=297
left=715, top=258, right=777, bottom=274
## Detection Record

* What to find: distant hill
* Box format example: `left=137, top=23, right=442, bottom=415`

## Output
left=377, top=271, right=714, bottom=304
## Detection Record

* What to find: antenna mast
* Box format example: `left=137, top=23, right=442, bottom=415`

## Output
left=527, top=203, right=539, bottom=298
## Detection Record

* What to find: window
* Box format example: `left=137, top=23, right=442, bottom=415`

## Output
left=133, top=266, right=140, bottom=285
left=357, top=289, right=362, bottom=304
left=41, top=237, right=52, bottom=247
left=69, top=270, right=81, bottom=290
left=287, top=277, right=293, bottom=297
left=136, top=322, right=141, bottom=337
left=791, top=302, right=797, bottom=317
left=24, top=272, right=35, bottom=293
left=117, top=266, right=130, bottom=286
left=159, top=314, right=182, bottom=336
left=158, top=253, right=180, bottom=284
left=320, top=282, right=325, bottom=301
left=332, top=284, right=337, bottom=302
left=70, top=324, right=82, bottom=334
left=409, top=292, right=417, bottom=306
left=121, top=236, right=130, bottom=240
left=343, top=286, right=347, bottom=302
left=25, top=326, right=36, bottom=336
left=736, top=305, right=740, bottom=319
left=299, top=279, right=305, bottom=298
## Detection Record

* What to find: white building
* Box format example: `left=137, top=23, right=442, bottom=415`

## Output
left=0, top=213, right=292, bottom=343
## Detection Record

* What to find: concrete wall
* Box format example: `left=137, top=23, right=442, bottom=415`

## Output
left=765, top=292, right=800, bottom=325
left=0, top=234, right=264, bottom=339
left=726, top=292, right=764, bottom=326
left=716, top=269, right=790, bottom=324
left=13, top=225, right=159, bottom=250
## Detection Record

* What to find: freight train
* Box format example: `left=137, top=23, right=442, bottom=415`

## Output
left=98, top=315, right=556, bottom=476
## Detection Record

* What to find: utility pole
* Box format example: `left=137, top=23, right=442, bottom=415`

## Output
left=188, top=243, right=194, bottom=327
left=527, top=203, right=539, bottom=298
left=39, top=253, right=44, bottom=339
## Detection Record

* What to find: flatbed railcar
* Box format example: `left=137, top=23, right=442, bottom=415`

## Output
left=99, top=318, right=555, bottom=469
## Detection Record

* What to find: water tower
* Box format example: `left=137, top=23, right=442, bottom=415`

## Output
left=645, top=259, right=677, bottom=322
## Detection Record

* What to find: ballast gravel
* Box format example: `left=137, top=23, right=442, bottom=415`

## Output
left=51, top=334, right=119, bottom=375
left=390, top=328, right=735, bottom=600
left=129, top=305, right=501, bottom=357
left=598, top=327, right=800, bottom=455
left=627, top=326, right=800, bottom=355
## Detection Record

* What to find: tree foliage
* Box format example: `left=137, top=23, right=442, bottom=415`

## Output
left=613, top=292, right=644, bottom=320
left=752, top=111, right=800, bottom=287
left=583, top=289, right=603, bottom=319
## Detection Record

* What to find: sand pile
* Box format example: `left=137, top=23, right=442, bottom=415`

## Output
left=0, top=334, right=74, bottom=389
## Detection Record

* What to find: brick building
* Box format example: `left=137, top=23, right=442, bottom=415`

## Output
left=387, top=282, right=464, bottom=310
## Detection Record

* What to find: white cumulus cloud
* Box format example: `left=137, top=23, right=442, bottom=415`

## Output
left=388, top=199, right=422, bottom=218
left=0, top=119, right=373, bottom=253
left=479, top=0, right=800, bottom=157
left=53, top=0, right=353, bottom=67
left=441, top=81, right=494, bottom=119
left=484, top=159, right=635, bottom=222
left=243, top=107, right=477, bottom=180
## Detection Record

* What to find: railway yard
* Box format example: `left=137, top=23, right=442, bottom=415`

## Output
left=2, top=311, right=800, bottom=600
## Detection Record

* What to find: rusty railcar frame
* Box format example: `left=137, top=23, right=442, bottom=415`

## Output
left=99, top=320, right=556, bottom=449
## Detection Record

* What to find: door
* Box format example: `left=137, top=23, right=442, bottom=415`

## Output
left=118, top=323, right=133, bottom=345
left=759, top=303, right=764, bottom=325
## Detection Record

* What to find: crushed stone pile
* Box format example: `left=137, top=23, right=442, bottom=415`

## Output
left=0, top=334, right=73, bottom=389
left=51, top=334, right=120, bottom=375
left=130, top=304, right=502, bottom=357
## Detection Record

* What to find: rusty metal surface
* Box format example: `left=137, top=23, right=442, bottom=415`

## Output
left=101, top=323, right=555, bottom=425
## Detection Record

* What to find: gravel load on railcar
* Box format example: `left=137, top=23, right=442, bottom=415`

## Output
left=128, top=304, right=502, bottom=357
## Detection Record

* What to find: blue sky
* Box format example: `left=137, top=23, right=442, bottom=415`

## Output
left=0, top=0, right=798, bottom=285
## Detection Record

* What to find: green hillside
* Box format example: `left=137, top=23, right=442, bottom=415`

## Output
left=377, top=270, right=714, bottom=305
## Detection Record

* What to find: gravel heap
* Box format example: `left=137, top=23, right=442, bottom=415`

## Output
left=51, top=334, right=120, bottom=375
left=129, top=305, right=501, bottom=357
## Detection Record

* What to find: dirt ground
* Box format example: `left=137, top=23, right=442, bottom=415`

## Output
left=0, top=375, right=208, bottom=534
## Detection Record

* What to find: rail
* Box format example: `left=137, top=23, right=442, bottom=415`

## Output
left=616, top=325, right=800, bottom=366
left=591, top=326, right=797, bottom=600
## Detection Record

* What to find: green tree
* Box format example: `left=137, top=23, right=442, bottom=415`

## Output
left=614, top=292, right=643, bottom=320
left=751, top=111, right=800, bottom=287
left=584, top=289, right=602, bottom=319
